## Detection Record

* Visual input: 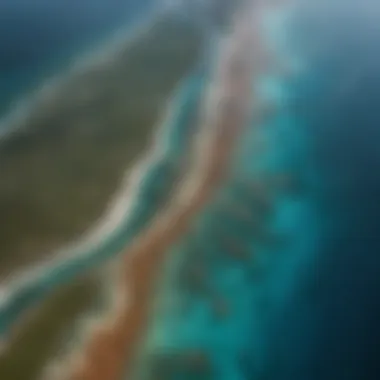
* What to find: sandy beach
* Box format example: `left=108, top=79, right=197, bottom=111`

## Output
left=57, top=2, right=265, bottom=379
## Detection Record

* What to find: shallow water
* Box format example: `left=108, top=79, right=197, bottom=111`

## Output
left=132, top=1, right=380, bottom=379
left=245, top=1, right=380, bottom=379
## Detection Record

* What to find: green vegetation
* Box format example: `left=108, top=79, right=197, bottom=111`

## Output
left=0, top=15, right=203, bottom=276
left=0, top=273, right=100, bottom=380
left=0, top=14, right=203, bottom=379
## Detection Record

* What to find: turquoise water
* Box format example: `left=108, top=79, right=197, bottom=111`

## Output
left=132, top=9, right=310, bottom=378
left=133, top=2, right=380, bottom=379
left=245, top=2, right=380, bottom=379
left=137, top=39, right=310, bottom=380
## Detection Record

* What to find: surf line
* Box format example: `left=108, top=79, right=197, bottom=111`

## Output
left=0, top=60, right=211, bottom=348
left=57, top=2, right=268, bottom=380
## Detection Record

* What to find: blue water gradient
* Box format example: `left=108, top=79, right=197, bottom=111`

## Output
left=243, top=1, right=380, bottom=379
left=135, top=2, right=380, bottom=379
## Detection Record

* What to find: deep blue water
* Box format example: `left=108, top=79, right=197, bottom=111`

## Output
left=242, top=2, right=380, bottom=379
left=0, top=0, right=155, bottom=118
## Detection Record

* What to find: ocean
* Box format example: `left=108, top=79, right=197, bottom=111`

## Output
left=242, top=2, right=380, bottom=379
left=0, top=0, right=156, bottom=119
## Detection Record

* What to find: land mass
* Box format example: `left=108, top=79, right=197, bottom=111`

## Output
left=0, top=12, right=203, bottom=380
left=0, top=14, right=202, bottom=277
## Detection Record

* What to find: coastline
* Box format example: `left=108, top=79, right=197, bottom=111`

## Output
left=0, top=10, right=202, bottom=277
left=0, top=67, right=207, bottom=343
left=0, top=11, right=204, bottom=379
left=56, top=3, right=261, bottom=378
